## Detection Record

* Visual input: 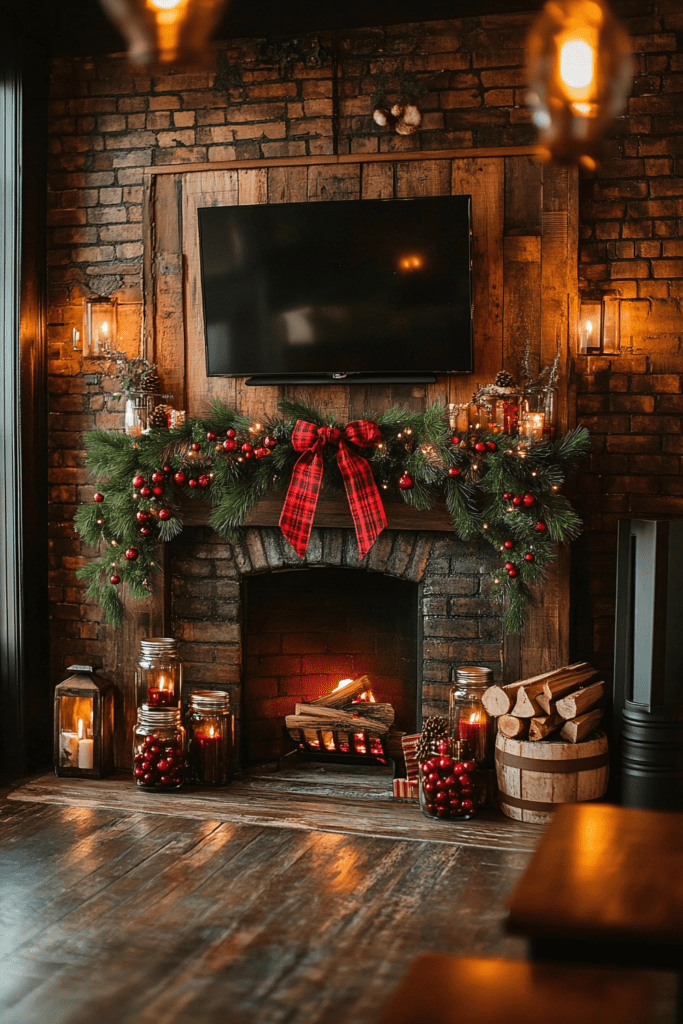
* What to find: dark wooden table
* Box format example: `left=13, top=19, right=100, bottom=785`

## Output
left=378, top=954, right=654, bottom=1024
left=505, top=802, right=683, bottom=1019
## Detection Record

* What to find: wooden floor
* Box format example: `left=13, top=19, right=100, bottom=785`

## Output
left=1, top=773, right=533, bottom=1024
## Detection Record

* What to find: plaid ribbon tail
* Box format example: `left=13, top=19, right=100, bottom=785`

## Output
left=279, top=447, right=324, bottom=557
left=337, top=428, right=388, bottom=560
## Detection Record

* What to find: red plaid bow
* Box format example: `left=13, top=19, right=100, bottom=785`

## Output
left=279, top=419, right=388, bottom=559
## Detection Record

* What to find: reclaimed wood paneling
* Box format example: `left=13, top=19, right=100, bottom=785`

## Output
left=503, top=235, right=542, bottom=381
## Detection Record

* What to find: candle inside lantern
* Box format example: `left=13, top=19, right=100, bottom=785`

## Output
left=77, top=717, right=94, bottom=769
left=521, top=411, right=545, bottom=440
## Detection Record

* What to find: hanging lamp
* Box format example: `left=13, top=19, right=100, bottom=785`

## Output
left=526, top=0, right=633, bottom=168
left=98, top=0, right=230, bottom=65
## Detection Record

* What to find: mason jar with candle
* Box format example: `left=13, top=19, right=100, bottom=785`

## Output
left=133, top=705, right=186, bottom=790
left=187, top=690, right=234, bottom=786
left=54, top=665, right=115, bottom=778
left=520, top=393, right=546, bottom=440
left=136, top=638, right=183, bottom=709
left=449, top=667, right=496, bottom=768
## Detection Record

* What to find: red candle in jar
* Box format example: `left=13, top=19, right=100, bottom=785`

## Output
left=147, top=687, right=171, bottom=707
left=458, top=716, right=488, bottom=762
left=193, top=730, right=227, bottom=784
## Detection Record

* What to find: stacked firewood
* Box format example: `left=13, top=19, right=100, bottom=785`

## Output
left=482, top=662, right=607, bottom=743
left=285, top=675, right=405, bottom=758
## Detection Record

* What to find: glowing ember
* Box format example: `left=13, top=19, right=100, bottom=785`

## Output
left=353, top=690, right=376, bottom=703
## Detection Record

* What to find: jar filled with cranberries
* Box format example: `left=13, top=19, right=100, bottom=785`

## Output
left=133, top=705, right=186, bottom=790
left=418, top=738, right=477, bottom=821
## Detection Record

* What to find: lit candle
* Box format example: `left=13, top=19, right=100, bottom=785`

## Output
left=521, top=412, right=545, bottom=440
left=77, top=718, right=94, bottom=769
left=193, top=726, right=226, bottom=784
left=148, top=673, right=174, bottom=707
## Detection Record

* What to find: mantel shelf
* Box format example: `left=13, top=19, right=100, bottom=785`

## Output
left=181, top=493, right=456, bottom=532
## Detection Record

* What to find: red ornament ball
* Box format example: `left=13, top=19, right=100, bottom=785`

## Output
left=198, top=475, right=210, bottom=488
left=135, top=511, right=151, bottom=524
left=125, top=547, right=139, bottom=561
left=241, top=442, right=253, bottom=453
left=140, top=485, right=153, bottom=499
left=525, top=552, right=535, bottom=562
left=503, top=539, right=514, bottom=550
left=173, top=471, right=186, bottom=486
left=93, top=492, right=104, bottom=503
left=152, top=485, right=164, bottom=497
left=226, top=428, right=237, bottom=438
left=163, top=465, right=172, bottom=474
left=474, top=441, right=487, bottom=453
left=512, top=495, right=523, bottom=506
left=139, top=527, right=151, bottom=537
left=206, top=431, right=216, bottom=441
left=188, top=478, right=198, bottom=489
left=151, top=471, right=165, bottom=484
left=132, top=474, right=145, bottom=489
left=254, top=447, right=269, bottom=459
left=223, top=438, right=237, bottom=452
left=508, top=568, right=518, bottom=578
left=158, top=508, right=172, bottom=521
left=450, top=436, right=460, bottom=445
left=503, top=492, right=511, bottom=500
left=244, top=450, right=254, bottom=459
left=398, top=473, right=414, bottom=490
left=263, top=435, right=277, bottom=449
left=110, top=574, right=121, bottom=585
left=523, top=493, right=535, bottom=507
left=504, top=561, right=515, bottom=571
left=448, top=467, right=461, bottom=477
left=535, top=521, right=547, bottom=533
left=486, top=441, right=497, bottom=451
left=191, top=442, right=201, bottom=451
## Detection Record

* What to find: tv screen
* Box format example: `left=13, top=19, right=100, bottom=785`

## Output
left=198, top=195, right=473, bottom=382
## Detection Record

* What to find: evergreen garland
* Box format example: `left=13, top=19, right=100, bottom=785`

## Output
left=75, top=400, right=590, bottom=632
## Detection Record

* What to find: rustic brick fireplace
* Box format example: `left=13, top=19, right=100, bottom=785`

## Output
left=169, top=525, right=501, bottom=767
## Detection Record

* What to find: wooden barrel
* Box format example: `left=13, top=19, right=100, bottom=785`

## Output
left=495, top=730, right=609, bottom=823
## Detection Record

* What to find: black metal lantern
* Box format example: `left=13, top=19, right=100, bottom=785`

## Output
left=526, top=0, right=633, bottom=168
left=54, top=665, right=115, bottom=778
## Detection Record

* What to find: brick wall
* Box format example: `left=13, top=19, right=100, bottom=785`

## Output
left=46, top=5, right=683, bottom=697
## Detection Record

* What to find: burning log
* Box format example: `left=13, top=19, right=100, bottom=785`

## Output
left=286, top=708, right=390, bottom=735
left=309, top=675, right=374, bottom=708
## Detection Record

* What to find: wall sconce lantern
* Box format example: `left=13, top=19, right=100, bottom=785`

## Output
left=526, top=0, right=633, bottom=168
left=54, top=666, right=115, bottom=778
left=98, top=0, right=230, bottom=65
left=83, top=298, right=117, bottom=357
left=579, top=294, right=620, bottom=353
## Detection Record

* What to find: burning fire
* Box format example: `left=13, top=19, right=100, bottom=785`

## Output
left=332, top=678, right=377, bottom=703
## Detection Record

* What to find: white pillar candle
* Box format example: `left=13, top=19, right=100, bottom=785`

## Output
left=77, top=718, right=94, bottom=769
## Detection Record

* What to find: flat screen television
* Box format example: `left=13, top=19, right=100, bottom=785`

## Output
left=198, top=194, right=473, bottom=385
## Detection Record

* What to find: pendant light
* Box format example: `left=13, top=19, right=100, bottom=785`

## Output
left=98, top=0, right=231, bottom=65
left=526, top=0, right=633, bottom=169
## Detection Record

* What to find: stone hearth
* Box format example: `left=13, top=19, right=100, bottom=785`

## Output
left=170, top=525, right=502, bottom=766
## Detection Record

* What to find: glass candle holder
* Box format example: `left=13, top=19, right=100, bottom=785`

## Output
left=54, top=665, right=115, bottom=778
left=187, top=690, right=234, bottom=786
left=543, top=388, right=558, bottom=439
left=418, top=736, right=477, bottom=821
left=449, top=666, right=496, bottom=769
left=520, top=394, right=546, bottom=440
left=467, top=402, right=487, bottom=433
left=133, top=705, right=186, bottom=790
left=136, top=637, right=182, bottom=708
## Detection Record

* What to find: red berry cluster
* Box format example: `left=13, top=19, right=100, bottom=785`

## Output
left=420, top=751, right=476, bottom=819
left=133, top=734, right=185, bottom=789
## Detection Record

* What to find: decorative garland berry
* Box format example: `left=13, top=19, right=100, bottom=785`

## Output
left=74, top=399, right=590, bottom=632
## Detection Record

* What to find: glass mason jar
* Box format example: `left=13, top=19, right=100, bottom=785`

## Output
left=519, top=393, right=546, bottom=440
left=136, top=638, right=182, bottom=709
left=543, top=387, right=557, bottom=439
left=418, top=736, right=477, bottom=821
left=124, top=393, right=149, bottom=436
left=449, top=666, right=496, bottom=769
left=133, top=705, right=186, bottom=790
left=187, top=690, right=234, bottom=786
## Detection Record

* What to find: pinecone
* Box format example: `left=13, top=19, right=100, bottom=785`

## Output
left=495, top=370, right=517, bottom=389
left=149, top=404, right=169, bottom=430
left=138, top=368, right=161, bottom=394
left=415, top=716, right=449, bottom=764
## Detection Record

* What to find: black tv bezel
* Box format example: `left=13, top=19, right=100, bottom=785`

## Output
left=199, top=194, right=474, bottom=385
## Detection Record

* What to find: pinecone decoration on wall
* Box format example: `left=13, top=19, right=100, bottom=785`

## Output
left=415, top=716, right=450, bottom=763
left=138, top=367, right=161, bottom=394
left=495, top=370, right=517, bottom=389
left=149, top=404, right=170, bottom=430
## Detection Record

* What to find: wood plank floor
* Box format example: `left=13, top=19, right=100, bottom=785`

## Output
left=7, top=769, right=546, bottom=854
left=0, top=777, right=534, bottom=1024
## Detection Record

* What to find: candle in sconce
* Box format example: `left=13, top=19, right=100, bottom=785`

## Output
left=77, top=718, right=94, bottom=769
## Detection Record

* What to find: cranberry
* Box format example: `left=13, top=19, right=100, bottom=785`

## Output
left=421, top=763, right=430, bottom=775
left=426, top=757, right=439, bottom=770
left=423, top=782, right=436, bottom=793
left=449, top=798, right=460, bottom=809
left=134, top=768, right=144, bottom=778
left=143, top=773, right=153, bottom=784
left=457, top=774, right=471, bottom=786
left=159, top=776, right=172, bottom=786
left=453, top=763, right=465, bottom=775
left=428, top=772, right=439, bottom=783
left=157, top=759, right=170, bottom=772
left=148, top=745, right=161, bottom=756
left=463, top=761, right=476, bottom=773
left=435, top=791, right=449, bottom=804
left=134, top=754, right=143, bottom=765
left=165, top=757, right=175, bottom=768
left=461, top=799, right=474, bottom=812
left=437, top=807, right=450, bottom=818
left=438, top=756, right=453, bottom=770
left=442, top=775, right=456, bottom=788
